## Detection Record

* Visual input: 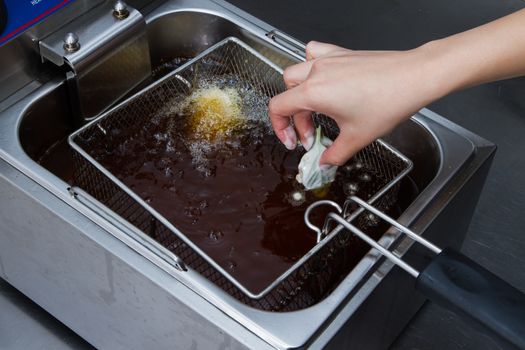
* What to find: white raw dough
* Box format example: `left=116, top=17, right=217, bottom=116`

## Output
left=296, top=127, right=337, bottom=190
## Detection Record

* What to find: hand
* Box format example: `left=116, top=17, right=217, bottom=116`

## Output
left=270, top=7, right=525, bottom=166
left=268, top=41, right=444, bottom=166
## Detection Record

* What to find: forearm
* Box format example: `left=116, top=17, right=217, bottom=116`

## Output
left=423, top=8, right=525, bottom=99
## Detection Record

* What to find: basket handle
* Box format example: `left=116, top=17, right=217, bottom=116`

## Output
left=417, top=247, right=525, bottom=349
left=266, top=30, right=306, bottom=59
left=311, top=196, right=525, bottom=349
left=68, top=186, right=187, bottom=272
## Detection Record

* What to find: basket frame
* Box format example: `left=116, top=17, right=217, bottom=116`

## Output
left=68, top=36, right=413, bottom=302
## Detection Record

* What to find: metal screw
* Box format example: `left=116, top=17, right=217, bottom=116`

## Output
left=63, top=32, right=80, bottom=52
left=113, top=0, right=129, bottom=19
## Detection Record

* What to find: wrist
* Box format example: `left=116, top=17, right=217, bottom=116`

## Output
left=415, top=38, right=475, bottom=102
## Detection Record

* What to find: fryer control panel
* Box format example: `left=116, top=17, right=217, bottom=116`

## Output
left=0, top=0, right=74, bottom=46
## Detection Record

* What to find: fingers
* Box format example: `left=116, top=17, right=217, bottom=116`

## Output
left=306, top=41, right=348, bottom=60
left=283, top=61, right=314, bottom=88
left=283, top=41, right=351, bottom=88
left=292, top=111, right=315, bottom=150
left=320, top=129, right=368, bottom=166
left=268, top=86, right=311, bottom=150
left=284, top=41, right=350, bottom=87
left=274, top=41, right=353, bottom=152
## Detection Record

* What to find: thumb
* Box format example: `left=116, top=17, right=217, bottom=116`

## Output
left=320, top=130, right=367, bottom=166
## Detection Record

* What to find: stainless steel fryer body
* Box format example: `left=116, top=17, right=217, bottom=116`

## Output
left=0, top=0, right=496, bottom=349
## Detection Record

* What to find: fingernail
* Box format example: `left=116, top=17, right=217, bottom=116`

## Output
left=303, top=129, right=315, bottom=151
left=283, top=125, right=297, bottom=150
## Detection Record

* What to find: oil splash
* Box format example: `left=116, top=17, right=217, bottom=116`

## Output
left=184, top=86, right=244, bottom=142
left=160, top=74, right=272, bottom=175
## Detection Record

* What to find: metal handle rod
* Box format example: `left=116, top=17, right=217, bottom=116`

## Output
left=68, top=186, right=187, bottom=271
left=304, top=200, right=343, bottom=243
left=327, top=212, right=420, bottom=278
left=349, top=196, right=442, bottom=254
left=266, top=29, right=306, bottom=58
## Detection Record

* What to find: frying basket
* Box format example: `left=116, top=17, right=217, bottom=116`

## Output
left=68, top=37, right=412, bottom=311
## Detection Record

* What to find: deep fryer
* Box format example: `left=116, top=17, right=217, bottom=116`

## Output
left=0, top=0, right=503, bottom=349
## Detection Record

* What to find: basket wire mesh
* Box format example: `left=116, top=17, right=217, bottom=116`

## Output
left=68, top=37, right=412, bottom=311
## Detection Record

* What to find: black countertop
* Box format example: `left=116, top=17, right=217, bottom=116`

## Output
left=2, top=0, right=525, bottom=349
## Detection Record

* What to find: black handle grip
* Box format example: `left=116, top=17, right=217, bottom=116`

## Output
left=416, top=247, right=525, bottom=349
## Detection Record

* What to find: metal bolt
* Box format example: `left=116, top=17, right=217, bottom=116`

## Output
left=113, top=0, right=129, bottom=19
left=63, top=32, right=80, bottom=52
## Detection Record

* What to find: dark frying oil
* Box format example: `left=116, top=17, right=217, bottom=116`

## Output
left=86, top=82, right=378, bottom=294
left=30, top=56, right=411, bottom=296
left=38, top=137, right=75, bottom=184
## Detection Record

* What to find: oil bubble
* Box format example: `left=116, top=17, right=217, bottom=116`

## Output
left=184, top=206, right=201, bottom=218
left=226, top=260, right=237, bottom=271
left=287, top=190, right=306, bottom=206
left=208, top=229, right=224, bottom=241
left=343, top=182, right=359, bottom=196
left=359, top=173, right=371, bottom=182
left=365, top=213, right=380, bottom=226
